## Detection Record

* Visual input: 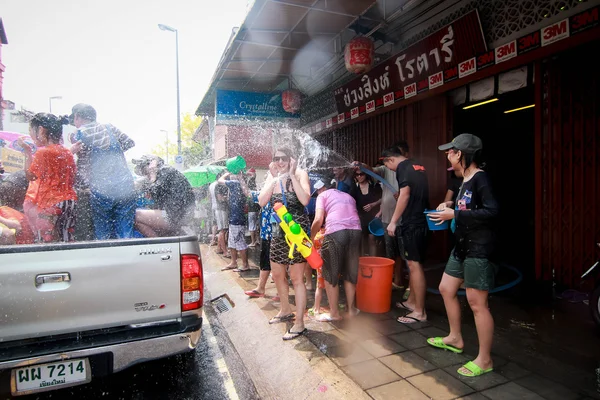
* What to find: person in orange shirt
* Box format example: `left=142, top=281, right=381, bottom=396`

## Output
left=18, top=113, right=78, bottom=243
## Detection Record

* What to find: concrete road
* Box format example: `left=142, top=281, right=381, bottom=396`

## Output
left=3, top=306, right=259, bottom=400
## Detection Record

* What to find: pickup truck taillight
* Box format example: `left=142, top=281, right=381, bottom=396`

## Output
left=181, top=254, right=203, bottom=311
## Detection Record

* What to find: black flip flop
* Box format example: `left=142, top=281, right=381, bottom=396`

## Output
left=269, top=313, right=295, bottom=324
left=396, top=301, right=413, bottom=312
left=396, top=315, right=427, bottom=324
left=282, top=328, right=307, bottom=340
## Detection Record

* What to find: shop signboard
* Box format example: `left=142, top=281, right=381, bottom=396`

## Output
left=312, top=4, right=600, bottom=134
left=215, top=89, right=300, bottom=123
left=334, top=10, right=487, bottom=117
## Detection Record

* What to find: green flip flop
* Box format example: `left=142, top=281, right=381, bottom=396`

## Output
left=427, top=337, right=464, bottom=354
left=457, top=361, right=493, bottom=377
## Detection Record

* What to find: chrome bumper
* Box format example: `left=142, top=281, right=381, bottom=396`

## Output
left=0, top=328, right=202, bottom=373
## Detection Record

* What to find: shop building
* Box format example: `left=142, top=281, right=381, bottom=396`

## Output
left=197, top=0, right=600, bottom=291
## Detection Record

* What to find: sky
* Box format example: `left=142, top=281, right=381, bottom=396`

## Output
left=1, top=0, right=251, bottom=158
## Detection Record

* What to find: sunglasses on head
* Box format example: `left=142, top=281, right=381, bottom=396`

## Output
left=273, top=156, right=290, bottom=162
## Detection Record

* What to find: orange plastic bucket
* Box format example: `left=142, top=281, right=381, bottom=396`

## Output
left=356, top=257, right=394, bottom=313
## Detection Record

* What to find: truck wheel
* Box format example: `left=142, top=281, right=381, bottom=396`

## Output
left=591, top=285, right=600, bottom=327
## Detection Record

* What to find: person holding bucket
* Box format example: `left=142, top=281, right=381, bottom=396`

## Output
left=258, top=148, right=311, bottom=340
left=427, top=133, right=499, bottom=377
left=310, top=177, right=362, bottom=321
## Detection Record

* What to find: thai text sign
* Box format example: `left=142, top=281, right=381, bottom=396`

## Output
left=216, top=89, right=300, bottom=121
left=0, top=147, right=25, bottom=173
left=334, top=10, right=487, bottom=116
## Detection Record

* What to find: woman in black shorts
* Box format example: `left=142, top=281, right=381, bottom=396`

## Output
left=258, top=148, right=311, bottom=340
left=428, top=134, right=499, bottom=378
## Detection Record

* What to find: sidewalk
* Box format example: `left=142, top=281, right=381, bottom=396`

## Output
left=201, top=243, right=599, bottom=400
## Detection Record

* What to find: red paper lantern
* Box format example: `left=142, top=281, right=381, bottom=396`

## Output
left=344, top=37, right=374, bottom=74
left=282, top=89, right=302, bottom=113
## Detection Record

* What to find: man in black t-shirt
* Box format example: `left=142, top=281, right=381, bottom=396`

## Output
left=381, top=143, right=430, bottom=325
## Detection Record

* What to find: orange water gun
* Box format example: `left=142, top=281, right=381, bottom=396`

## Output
left=272, top=202, right=323, bottom=269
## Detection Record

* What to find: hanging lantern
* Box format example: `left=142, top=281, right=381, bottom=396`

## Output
left=344, top=37, right=374, bottom=74
left=282, top=89, right=302, bottom=113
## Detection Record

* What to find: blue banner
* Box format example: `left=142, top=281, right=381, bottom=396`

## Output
left=216, top=89, right=300, bottom=119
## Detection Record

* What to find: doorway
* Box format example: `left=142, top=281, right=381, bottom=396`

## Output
left=453, top=86, right=535, bottom=284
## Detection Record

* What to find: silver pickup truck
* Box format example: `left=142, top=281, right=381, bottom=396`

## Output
left=0, top=235, right=203, bottom=397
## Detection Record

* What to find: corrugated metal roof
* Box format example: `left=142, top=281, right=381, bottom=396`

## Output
left=195, top=0, right=379, bottom=116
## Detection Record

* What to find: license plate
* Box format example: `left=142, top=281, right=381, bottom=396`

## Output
left=11, top=358, right=91, bottom=396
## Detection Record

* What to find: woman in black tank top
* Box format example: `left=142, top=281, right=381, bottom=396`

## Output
left=258, top=148, right=312, bottom=340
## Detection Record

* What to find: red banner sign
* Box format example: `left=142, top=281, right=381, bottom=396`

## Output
left=334, top=10, right=487, bottom=116
left=313, top=5, right=600, bottom=134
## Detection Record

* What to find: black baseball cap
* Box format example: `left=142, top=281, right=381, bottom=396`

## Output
left=69, top=103, right=97, bottom=123
left=438, top=133, right=482, bottom=153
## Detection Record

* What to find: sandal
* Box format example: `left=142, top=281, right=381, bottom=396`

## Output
left=316, top=313, right=343, bottom=322
left=268, top=313, right=295, bottom=324
left=232, top=268, right=250, bottom=272
left=220, top=265, right=236, bottom=271
left=245, top=289, right=265, bottom=298
left=282, top=328, right=307, bottom=340
left=457, top=361, right=493, bottom=377
left=396, top=315, right=427, bottom=324
left=396, top=301, right=413, bottom=312
left=427, top=337, right=464, bottom=353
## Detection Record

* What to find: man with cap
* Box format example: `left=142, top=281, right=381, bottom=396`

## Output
left=310, top=175, right=362, bottom=321
left=381, top=142, right=430, bottom=325
left=69, top=103, right=136, bottom=240
left=427, top=133, right=499, bottom=378
left=133, top=154, right=196, bottom=237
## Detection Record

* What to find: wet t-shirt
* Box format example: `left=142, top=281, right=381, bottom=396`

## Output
left=454, top=171, right=499, bottom=258
left=225, top=180, right=246, bottom=226
left=395, top=159, right=429, bottom=227
left=315, top=189, right=361, bottom=235
left=148, top=166, right=195, bottom=226
left=27, top=144, right=78, bottom=209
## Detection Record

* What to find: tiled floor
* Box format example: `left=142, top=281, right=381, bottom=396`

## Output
left=207, top=244, right=600, bottom=400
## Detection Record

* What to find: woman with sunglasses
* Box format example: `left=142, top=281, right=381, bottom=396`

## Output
left=355, top=170, right=382, bottom=256
left=258, top=148, right=312, bottom=340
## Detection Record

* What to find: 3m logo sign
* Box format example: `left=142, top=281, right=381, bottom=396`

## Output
left=541, top=19, right=569, bottom=46
left=495, top=40, right=517, bottom=63
left=458, top=58, right=476, bottom=78
left=428, top=72, right=443, bottom=89
left=404, top=83, right=417, bottom=99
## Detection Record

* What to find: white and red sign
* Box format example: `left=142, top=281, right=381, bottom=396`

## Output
left=350, top=107, right=359, bottom=119
left=428, top=72, right=444, bottom=89
left=365, top=100, right=376, bottom=113
left=337, top=113, right=345, bottom=124
left=541, top=18, right=570, bottom=46
left=458, top=57, right=477, bottom=78
left=495, top=40, right=517, bottom=63
left=383, top=92, right=394, bottom=107
left=404, top=83, right=417, bottom=99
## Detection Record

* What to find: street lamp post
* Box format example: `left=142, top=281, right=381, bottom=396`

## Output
left=158, top=23, right=181, bottom=157
left=49, top=96, right=62, bottom=113
left=160, top=129, right=169, bottom=164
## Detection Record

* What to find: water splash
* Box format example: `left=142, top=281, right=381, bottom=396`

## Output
left=277, top=128, right=352, bottom=172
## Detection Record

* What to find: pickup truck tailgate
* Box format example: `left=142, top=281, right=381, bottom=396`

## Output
left=0, top=241, right=182, bottom=343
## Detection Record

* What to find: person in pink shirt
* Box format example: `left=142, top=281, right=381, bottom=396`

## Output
left=310, top=177, right=362, bottom=321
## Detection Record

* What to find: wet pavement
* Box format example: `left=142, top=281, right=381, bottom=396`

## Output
left=209, top=240, right=600, bottom=399
left=2, top=297, right=259, bottom=400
